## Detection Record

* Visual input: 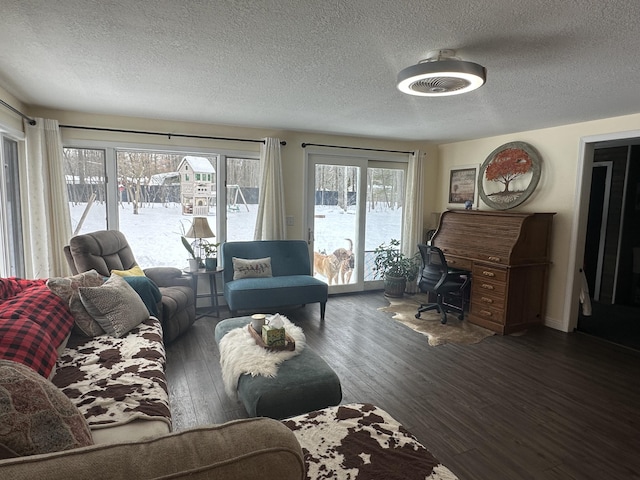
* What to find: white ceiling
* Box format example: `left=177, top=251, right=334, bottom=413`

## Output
left=2, top=1, right=640, bottom=143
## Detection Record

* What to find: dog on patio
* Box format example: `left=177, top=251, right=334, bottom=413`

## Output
left=314, top=239, right=355, bottom=285
left=314, top=250, right=340, bottom=285
left=332, top=239, right=354, bottom=284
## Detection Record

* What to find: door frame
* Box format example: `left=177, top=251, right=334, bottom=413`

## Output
left=568, top=130, right=640, bottom=331
left=303, top=147, right=409, bottom=294
left=305, top=152, right=368, bottom=294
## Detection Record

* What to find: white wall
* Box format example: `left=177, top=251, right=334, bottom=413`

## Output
left=436, top=113, right=640, bottom=332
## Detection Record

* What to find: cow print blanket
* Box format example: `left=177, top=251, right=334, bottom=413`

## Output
left=52, top=317, right=171, bottom=430
left=283, top=403, right=458, bottom=480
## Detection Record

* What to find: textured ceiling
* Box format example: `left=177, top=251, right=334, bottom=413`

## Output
left=2, top=1, right=640, bottom=143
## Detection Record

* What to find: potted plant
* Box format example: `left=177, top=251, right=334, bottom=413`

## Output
left=404, top=253, right=421, bottom=295
left=372, top=239, right=416, bottom=297
left=202, top=241, right=220, bottom=271
left=181, top=236, right=200, bottom=272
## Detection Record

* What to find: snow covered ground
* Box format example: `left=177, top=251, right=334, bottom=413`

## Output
left=70, top=202, right=402, bottom=276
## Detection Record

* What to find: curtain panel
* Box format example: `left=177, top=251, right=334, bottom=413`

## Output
left=254, top=137, right=286, bottom=240
left=22, top=118, right=72, bottom=278
left=401, top=150, right=424, bottom=257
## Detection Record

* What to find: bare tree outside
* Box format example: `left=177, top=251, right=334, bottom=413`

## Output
left=63, top=148, right=105, bottom=206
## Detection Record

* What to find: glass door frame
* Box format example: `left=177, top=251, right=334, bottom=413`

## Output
left=306, top=153, right=368, bottom=294
left=304, top=147, right=409, bottom=294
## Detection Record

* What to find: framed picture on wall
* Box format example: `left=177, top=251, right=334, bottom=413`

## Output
left=477, top=141, right=542, bottom=210
left=448, top=165, right=479, bottom=207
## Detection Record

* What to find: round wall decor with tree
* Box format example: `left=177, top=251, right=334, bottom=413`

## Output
left=477, top=141, right=542, bottom=210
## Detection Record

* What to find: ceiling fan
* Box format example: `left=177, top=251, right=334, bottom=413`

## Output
left=397, top=49, right=486, bottom=97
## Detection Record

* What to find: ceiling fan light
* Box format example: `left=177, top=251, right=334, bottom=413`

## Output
left=397, top=59, right=486, bottom=97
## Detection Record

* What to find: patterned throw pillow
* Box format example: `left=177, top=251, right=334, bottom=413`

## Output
left=78, top=273, right=149, bottom=338
left=46, top=270, right=105, bottom=303
left=47, top=270, right=106, bottom=338
left=69, top=293, right=106, bottom=337
left=232, top=257, right=273, bottom=280
left=0, top=360, right=93, bottom=459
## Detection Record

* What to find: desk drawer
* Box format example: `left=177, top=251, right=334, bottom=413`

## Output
left=473, top=279, right=507, bottom=297
left=444, top=255, right=473, bottom=272
left=472, top=264, right=507, bottom=283
left=470, top=302, right=505, bottom=324
left=474, top=292, right=505, bottom=311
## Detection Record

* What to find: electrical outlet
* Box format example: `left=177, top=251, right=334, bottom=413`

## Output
left=286, top=215, right=294, bottom=226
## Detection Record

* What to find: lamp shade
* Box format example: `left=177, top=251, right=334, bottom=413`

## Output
left=185, top=217, right=215, bottom=238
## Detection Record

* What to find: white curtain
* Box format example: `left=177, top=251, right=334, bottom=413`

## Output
left=21, top=118, right=72, bottom=278
left=401, top=150, right=424, bottom=257
left=254, top=137, right=286, bottom=240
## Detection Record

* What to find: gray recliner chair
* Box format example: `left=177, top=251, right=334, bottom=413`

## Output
left=64, top=230, right=196, bottom=343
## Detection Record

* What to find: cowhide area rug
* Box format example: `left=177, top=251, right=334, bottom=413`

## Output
left=378, top=293, right=495, bottom=346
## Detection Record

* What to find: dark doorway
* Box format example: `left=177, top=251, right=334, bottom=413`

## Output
left=577, top=145, right=640, bottom=351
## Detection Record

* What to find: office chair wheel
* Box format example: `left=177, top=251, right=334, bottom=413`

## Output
left=440, top=313, right=447, bottom=324
left=458, top=313, right=464, bottom=321
left=415, top=313, right=421, bottom=319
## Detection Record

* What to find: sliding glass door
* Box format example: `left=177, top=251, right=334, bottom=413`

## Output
left=0, top=135, right=24, bottom=277
left=306, top=151, right=406, bottom=294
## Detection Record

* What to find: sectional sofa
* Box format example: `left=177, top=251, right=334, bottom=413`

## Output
left=0, top=273, right=458, bottom=479
left=0, top=273, right=304, bottom=479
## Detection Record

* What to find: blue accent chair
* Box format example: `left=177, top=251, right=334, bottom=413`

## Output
left=221, top=240, right=328, bottom=319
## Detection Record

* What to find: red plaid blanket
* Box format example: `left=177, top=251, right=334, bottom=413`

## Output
left=0, top=278, right=75, bottom=377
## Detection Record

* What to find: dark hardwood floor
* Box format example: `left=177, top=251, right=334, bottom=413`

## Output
left=165, top=292, right=640, bottom=480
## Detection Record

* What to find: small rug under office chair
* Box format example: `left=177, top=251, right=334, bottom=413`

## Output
left=378, top=293, right=495, bottom=346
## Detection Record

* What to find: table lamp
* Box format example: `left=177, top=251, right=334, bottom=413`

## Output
left=184, top=217, right=215, bottom=261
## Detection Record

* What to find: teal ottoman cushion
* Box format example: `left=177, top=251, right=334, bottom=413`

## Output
left=215, top=317, right=342, bottom=419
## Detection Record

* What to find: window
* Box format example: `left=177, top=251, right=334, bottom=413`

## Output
left=0, top=135, right=24, bottom=277
left=63, top=146, right=259, bottom=268
left=363, top=165, right=405, bottom=280
left=226, top=157, right=260, bottom=241
left=64, top=148, right=107, bottom=233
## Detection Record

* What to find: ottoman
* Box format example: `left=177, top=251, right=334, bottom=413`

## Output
left=215, top=317, right=342, bottom=419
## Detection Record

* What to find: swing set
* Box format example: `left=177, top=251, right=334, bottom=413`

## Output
left=226, top=184, right=249, bottom=212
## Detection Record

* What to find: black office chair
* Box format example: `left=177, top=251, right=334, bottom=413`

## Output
left=415, top=244, right=470, bottom=324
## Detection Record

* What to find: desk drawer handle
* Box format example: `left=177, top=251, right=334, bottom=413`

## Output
left=480, top=310, right=493, bottom=317
left=488, top=256, right=501, bottom=262
left=449, top=259, right=457, bottom=265
left=481, top=297, right=493, bottom=304
left=481, top=283, right=494, bottom=290
left=482, top=271, right=495, bottom=277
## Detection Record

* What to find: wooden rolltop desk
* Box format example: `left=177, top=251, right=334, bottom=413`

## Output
left=431, top=210, right=555, bottom=334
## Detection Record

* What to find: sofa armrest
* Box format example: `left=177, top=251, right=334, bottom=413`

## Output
left=144, top=267, right=191, bottom=288
left=0, top=418, right=305, bottom=480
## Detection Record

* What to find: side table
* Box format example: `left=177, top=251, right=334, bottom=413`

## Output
left=183, top=268, right=224, bottom=318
